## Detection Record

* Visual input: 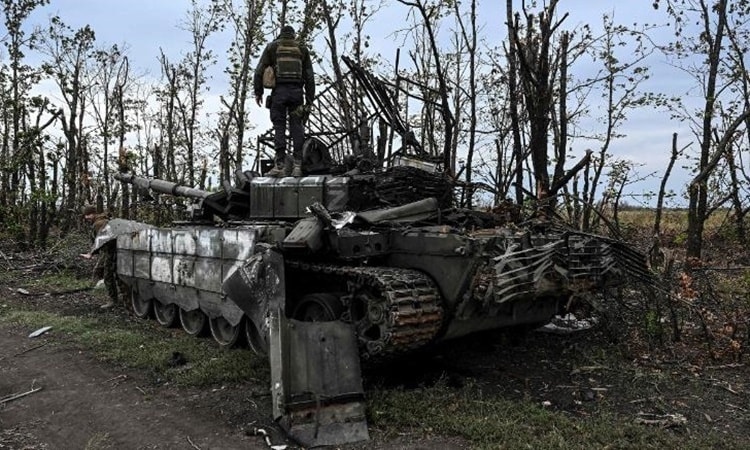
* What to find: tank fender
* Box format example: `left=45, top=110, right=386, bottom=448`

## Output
left=222, top=245, right=285, bottom=354
left=92, top=219, right=152, bottom=254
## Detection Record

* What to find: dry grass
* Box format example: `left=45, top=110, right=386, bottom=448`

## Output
left=617, top=207, right=738, bottom=249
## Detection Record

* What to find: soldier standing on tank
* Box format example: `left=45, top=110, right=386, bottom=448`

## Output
left=253, top=25, right=315, bottom=177
left=80, top=205, right=128, bottom=310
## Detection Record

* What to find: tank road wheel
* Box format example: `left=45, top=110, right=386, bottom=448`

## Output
left=131, top=290, right=153, bottom=319
left=244, top=318, right=266, bottom=355
left=291, top=293, right=344, bottom=322
left=349, top=288, right=386, bottom=353
left=179, top=308, right=207, bottom=336
left=153, top=301, right=178, bottom=327
left=210, top=316, right=242, bottom=348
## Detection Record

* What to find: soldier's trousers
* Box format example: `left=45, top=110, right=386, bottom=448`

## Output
left=269, top=83, right=304, bottom=162
left=102, top=244, right=130, bottom=306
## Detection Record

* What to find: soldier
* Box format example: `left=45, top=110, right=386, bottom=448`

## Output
left=253, top=25, right=315, bottom=177
left=80, top=205, right=128, bottom=310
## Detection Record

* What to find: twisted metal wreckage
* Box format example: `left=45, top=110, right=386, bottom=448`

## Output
left=94, top=56, right=652, bottom=446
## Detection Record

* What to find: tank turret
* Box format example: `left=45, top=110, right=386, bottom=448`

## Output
left=115, top=164, right=454, bottom=222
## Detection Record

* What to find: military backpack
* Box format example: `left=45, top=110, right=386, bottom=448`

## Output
left=275, top=39, right=303, bottom=82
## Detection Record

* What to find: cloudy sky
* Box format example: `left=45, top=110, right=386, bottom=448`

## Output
left=12, top=0, right=704, bottom=205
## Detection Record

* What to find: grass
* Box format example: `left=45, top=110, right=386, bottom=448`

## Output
left=21, top=271, right=93, bottom=291
left=2, top=272, right=747, bottom=449
left=1, top=269, right=268, bottom=387
left=367, top=379, right=741, bottom=450
left=84, top=432, right=111, bottom=450
left=0, top=306, right=268, bottom=388
left=617, top=208, right=738, bottom=246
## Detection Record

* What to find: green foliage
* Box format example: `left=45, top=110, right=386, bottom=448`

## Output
left=672, top=231, right=687, bottom=246
left=643, top=308, right=664, bottom=345
left=0, top=307, right=268, bottom=387
left=741, top=270, right=750, bottom=294
left=0, top=204, right=26, bottom=243
left=21, top=271, right=91, bottom=291
left=127, top=198, right=186, bottom=227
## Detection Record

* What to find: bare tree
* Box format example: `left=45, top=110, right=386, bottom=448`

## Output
left=176, top=0, right=225, bottom=186
left=156, top=50, right=182, bottom=182
left=39, top=16, right=96, bottom=229
left=87, top=44, right=132, bottom=208
left=576, top=16, right=657, bottom=231
left=720, top=3, right=750, bottom=243
left=320, top=0, right=354, bottom=147
left=217, top=0, right=266, bottom=180
left=657, top=0, right=750, bottom=258
left=319, top=0, right=385, bottom=156
left=504, top=0, right=524, bottom=205
left=507, top=0, right=567, bottom=207
left=396, top=0, right=455, bottom=172
left=452, top=0, right=478, bottom=207
left=654, top=133, right=685, bottom=236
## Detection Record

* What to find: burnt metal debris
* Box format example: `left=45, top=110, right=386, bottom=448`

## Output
left=110, top=56, right=652, bottom=447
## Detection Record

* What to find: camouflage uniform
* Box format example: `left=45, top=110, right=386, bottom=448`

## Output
left=86, top=210, right=129, bottom=308
left=253, top=25, right=315, bottom=176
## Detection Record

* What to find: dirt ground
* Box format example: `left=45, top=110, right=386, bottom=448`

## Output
left=0, top=324, right=265, bottom=450
left=1, top=265, right=749, bottom=449
left=0, top=283, right=468, bottom=450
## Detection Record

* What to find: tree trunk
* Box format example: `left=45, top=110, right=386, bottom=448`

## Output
left=506, top=1, right=524, bottom=205
left=654, top=133, right=680, bottom=236
left=686, top=0, right=727, bottom=259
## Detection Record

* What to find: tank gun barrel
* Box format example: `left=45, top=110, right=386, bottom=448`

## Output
left=115, top=172, right=210, bottom=200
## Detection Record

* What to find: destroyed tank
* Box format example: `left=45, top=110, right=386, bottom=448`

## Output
left=106, top=55, right=651, bottom=446
left=112, top=166, right=650, bottom=446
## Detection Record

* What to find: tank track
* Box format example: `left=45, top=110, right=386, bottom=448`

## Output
left=287, top=261, right=444, bottom=359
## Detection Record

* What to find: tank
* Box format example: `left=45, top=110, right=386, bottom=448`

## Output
left=112, top=168, right=650, bottom=446
left=107, top=56, right=652, bottom=446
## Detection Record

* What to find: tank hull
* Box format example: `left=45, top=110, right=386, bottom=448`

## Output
left=115, top=217, right=648, bottom=350
left=116, top=225, right=286, bottom=327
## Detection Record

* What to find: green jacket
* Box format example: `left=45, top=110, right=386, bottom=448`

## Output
left=253, top=29, right=315, bottom=104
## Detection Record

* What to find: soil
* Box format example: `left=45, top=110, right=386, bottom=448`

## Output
left=0, top=324, right=263, bottom=450
left=1, top=259, right=748, bottom=449
left=0, top=276, right=467, bottom=450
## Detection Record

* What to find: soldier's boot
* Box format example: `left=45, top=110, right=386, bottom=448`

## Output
left=265, top=156, right=292, bottom=177
left=291, top=159, right=303, bottom=177
left=264, top=162, right=286, bottom=177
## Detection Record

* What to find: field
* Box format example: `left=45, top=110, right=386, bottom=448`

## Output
left=1, top=211, right=749, bottom=449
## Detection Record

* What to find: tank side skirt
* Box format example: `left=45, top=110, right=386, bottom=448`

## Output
left=116, top=226, right=258, bottom=327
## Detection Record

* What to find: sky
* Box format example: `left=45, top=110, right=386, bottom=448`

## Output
left=7, top=0, right=708, bottom=206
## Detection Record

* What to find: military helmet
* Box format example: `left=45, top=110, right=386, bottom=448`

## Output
left=281, top=25, right=295, bottom=36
